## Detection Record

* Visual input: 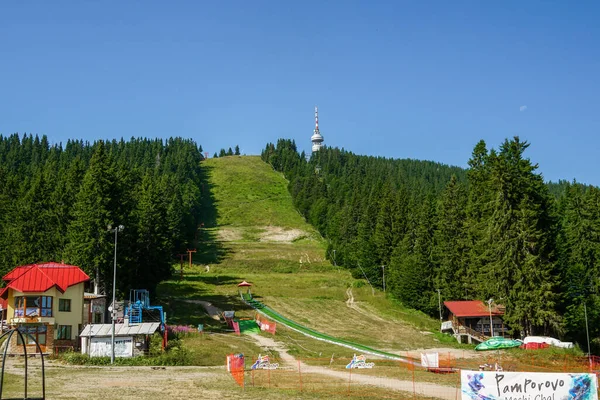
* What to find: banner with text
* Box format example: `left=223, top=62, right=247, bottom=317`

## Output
left=461, top=370, right=598, bottom=400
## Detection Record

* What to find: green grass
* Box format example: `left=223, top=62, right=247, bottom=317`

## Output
left=203, top=155, right=321, bottom=230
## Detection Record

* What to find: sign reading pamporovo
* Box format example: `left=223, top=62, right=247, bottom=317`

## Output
left=461, top=370, right=598, bottom=400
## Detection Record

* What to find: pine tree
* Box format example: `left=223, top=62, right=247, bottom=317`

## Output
left=235, top=145, right=240, bottom=155
left=434, top=175, right=468, bottom=301
left=484, top=137, right=560, bottom=336
left=64, top=141, right=118, bottom=294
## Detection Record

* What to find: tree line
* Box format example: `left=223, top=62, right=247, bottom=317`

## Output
left=262, top=138, right=600, bottom=351
left=0, top=133, right=204, bottom=297
left=213, top=145, right=240, bottom=158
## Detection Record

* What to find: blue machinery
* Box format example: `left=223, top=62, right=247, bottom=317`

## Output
left=124, top=289, right=166, bottom=331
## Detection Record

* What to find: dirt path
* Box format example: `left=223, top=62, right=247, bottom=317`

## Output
left=182, top=299, right=222, bottom=320
left=251, top=334, right=457, bottom=400
left=345, top=288, right=387, bottom=323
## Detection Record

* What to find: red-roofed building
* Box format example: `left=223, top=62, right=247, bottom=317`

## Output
left=1, top=262, right=90, bottom=353
left=442, top=300, right=507, bottom=344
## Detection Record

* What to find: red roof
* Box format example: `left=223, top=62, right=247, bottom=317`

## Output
left=1, top=262, right=89, bottom=298
left=444, top=300, right=504, bottom=318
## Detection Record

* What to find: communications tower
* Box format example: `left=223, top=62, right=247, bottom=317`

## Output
left=311, top=106, right=324, bottom=153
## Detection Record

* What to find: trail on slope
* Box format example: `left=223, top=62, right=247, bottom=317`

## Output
left=251, top=334, right=456, bottom=400
left=345, top=288, right=387, bottom=323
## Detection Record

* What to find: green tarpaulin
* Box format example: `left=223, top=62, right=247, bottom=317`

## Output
left=236, top=319, right=260, bottom=334
left=475, top=337, right=522, bottom=351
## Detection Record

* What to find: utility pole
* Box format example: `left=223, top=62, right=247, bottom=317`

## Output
left=108, top=224, right=124, bottom=364
left=584, top=301, right=592, bottom=369
left=487, top=298, right=495, bottom=338
left=186, top=249, right=197, bottom=270
left=382, top=266, right=386, bottom=293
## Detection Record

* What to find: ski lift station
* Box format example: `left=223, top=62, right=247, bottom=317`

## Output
left=80, top=289, right=165, bottom=358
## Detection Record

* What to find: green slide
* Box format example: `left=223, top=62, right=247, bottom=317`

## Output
left=242, top=294, right=414, bottom=364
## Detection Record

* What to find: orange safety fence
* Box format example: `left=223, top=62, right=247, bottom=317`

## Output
left=255, top=313, right=276, bottom=335
left=227, top=352, right=600, bottom=399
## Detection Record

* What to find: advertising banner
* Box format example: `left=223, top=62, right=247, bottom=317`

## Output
left=227, top=353, right=245, bottom=387
left=421, top=352, right=439, bottom=368
left=461, top=370, right=598, bottom=400
left=89, top=337, right=133, bottom=358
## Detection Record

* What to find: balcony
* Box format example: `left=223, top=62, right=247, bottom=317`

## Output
left=10, top=316, right=55, bottom=325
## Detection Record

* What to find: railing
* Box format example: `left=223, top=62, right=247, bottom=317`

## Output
left=461, top=325, right=488, bottom=342
left=445, top=319, right=488, bottom=343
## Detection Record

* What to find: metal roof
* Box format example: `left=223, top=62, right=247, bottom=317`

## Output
left=80, top=322, right=161, bottom=337
left=1, top=262, right=89, bottom=296
left=444, top=301, right=504, bottom=318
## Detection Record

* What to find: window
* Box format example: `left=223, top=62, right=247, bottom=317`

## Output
left=59, top=299, right=71, bottom=312
left=16, top=324, right=47, bottom=346
left=56, top=325, right=72, bottom=340
left=14, top=296, right=52, bottom=318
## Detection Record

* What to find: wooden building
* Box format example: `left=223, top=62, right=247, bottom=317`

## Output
left=442, top=300, right=506, bottom=344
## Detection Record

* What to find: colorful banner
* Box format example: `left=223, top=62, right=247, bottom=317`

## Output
left=346, top=354, right=374, bottom=369
left=255, top=314, right=277, bottom=335
left=251, top=354, right=279, bottom=370
left=226, top=353, right=245, bottom=387
left=461, top=370, right=598, bottom=400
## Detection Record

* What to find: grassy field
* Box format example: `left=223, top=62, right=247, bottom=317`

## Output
left=153, top=154, right=469, bottom=399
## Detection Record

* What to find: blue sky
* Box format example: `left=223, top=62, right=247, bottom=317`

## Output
left=1, top=1, right=599, bottom=184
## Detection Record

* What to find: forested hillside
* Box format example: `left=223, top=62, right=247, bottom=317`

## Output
left=262, top=138, right=600, bottom=351
left=0, top=133, right=204, bottom=296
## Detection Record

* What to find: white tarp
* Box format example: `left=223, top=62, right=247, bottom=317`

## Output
left=461, top=370, right=598, bottom=400
left=523, top=336, right=574, bottom=349
left=441, top=321, right=453, bottom=331
left=420, top=352, right=439, bottom=368
left=89, top=337, right=133, bottom=358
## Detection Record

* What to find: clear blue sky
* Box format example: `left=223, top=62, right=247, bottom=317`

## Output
left=2, top=1, right=599, bottom=184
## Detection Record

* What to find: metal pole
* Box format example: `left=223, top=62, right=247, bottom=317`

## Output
left=437, top=289, right=442, bottom=322
left=111, top=227, right=117, bottom=364
left=488, top=300, right=494, bottom=337
left=584, top=302, right=591, bottom=368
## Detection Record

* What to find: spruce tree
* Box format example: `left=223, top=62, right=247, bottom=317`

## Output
left=64, top=141, right=118, bottom=294
left=434, top=175, right=468, bottom=301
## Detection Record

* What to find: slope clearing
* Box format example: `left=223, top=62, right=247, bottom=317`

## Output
left=158, top=155, right=460, bottom=363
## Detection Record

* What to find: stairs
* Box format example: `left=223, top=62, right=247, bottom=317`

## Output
left=127, top=303, right=143, bottom=323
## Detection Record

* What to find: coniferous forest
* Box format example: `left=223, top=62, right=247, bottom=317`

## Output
left=262, top=137, right=600, bottom=350
left=0, top=134, right=204, bottom=297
